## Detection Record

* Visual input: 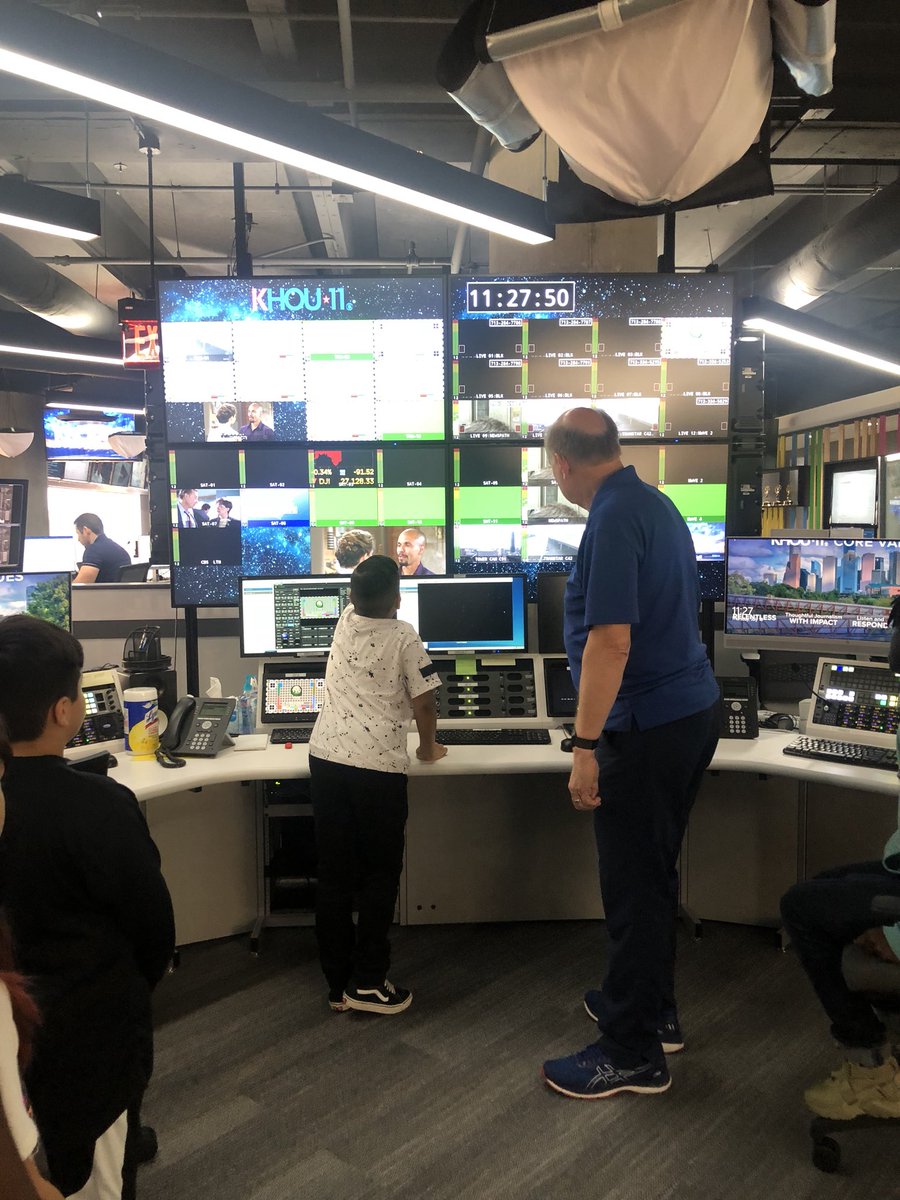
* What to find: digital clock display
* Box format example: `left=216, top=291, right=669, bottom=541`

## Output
left=466, top=282, right=577, bottom=314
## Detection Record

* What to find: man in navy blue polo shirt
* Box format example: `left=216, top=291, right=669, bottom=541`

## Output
left=540, top=408, right=719, bottom=1101
left=73, top=514, right=131, bottom=584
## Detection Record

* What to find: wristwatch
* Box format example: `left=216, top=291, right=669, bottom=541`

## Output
left=569, top=734, right=600, bottom=750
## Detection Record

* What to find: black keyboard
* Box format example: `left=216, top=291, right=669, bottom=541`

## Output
left=269, top=727, right=314, bottom=744
left=783, top=736, right=898, bottom=771
left=436, top=728, right=551, bottom=746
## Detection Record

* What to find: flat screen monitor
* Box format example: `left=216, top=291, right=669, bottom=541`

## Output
left=160, top=276, right=446, bottom=444
left=22, top=536, right=75, bottom=574
left=450, top=273, right=732, bottom=441
left=0, top=571, right=72, bottom=630
left=825, top=458, right=877, bottom=528
left=453, top=442, right=727, bottom=569
left=724, top=536, right=893, bottom=655
left=543, top=658, right=578, bottom=718
left=0, top=480, right=27, bottom=571
left=537, top=572, right=568, bottom=653
left=259, top=661, right=328, bottom=726
left=43, top=406, right=140, bottom=460
left=170, top=442, right=448, bottom=607
left=404, top=575, right=527, bottom=653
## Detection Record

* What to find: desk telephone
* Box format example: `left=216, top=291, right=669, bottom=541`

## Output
left=157, top=696, right=235, bottom=767
left=717, top=677, right=759, bottom=739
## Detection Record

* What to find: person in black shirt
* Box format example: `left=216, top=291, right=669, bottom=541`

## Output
left=0, top=616, right=175, bottom=1198
left=73, top=513, right=132, bottom=584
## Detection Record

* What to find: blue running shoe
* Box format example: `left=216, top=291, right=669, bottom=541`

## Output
left=542, top=1042, right=671, bottom=1100
left=583, top=989, right=685, bottom=1054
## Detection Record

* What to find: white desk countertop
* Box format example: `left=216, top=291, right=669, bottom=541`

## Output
left=102, top=729, right=900, bottom=802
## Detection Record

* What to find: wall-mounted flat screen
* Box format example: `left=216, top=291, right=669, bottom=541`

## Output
left=170, top=442, right=449, bottom=607
left=0, top=480, right=27, bottom=571
left=160, top=277, right=446, bottom=444
left=0, top=571, right=71, bottom=631
left=724, top=536, right=894, bottom=655
left=825, top=458, right=878, bottom=528
left=453, top=442, right=727, bottom=570
left=451, top=274, right=732, bottom=441
left=883, top=454, right=900, bottom=539
left=43, top=406, right=140, bottom=459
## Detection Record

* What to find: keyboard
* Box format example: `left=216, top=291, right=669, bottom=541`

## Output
left=783, top=736, right=898, bottom=772
left=269, top=727, right=314, bottom=745
left=436, top=728, right=551, bottom=746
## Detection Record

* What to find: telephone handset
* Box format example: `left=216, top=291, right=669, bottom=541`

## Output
left=717, top=676, right=759, bottom=740
left=156, top=696, right=235, bottom=768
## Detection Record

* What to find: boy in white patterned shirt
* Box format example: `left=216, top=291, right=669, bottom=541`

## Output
left=308, top=555, right=446, bottom=1014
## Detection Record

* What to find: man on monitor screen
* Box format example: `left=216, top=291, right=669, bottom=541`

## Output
left=334, top=529, right=375, bottom=573
left=176, top=488, right=200, bottom=529
left=396, top=528, right=434, bottom=577
left=72, top=514, right=131, bottom=585
left=239, top=402, right=275, bottom=442
left=539, top=407, right=719, bottom=1102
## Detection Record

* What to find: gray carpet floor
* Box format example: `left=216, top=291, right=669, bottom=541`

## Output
left=139, top=921, right=900, bottom=1200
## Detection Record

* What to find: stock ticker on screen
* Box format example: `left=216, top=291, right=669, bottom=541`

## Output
left=452, top=441, right=727, bottom=568
left=725, top=537, right=896, bottom=649
left=170, top=442, right=448, bottom=607
left=159, top=277, right=445, bottom=444
left=451, top=274, right=732, bottom=441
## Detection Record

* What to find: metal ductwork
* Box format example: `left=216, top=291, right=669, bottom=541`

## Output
left=0, top=231, right=119, bottom=339
left=759, top=174, right=900, bottom=310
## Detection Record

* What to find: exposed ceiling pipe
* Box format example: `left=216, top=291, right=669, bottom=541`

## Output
left=759, top=175, right=900, bottom=309
left=450, top=128, right=493, bottom=275
left=37, top=255, right=451, bottom=269
left=0, top=231, right=119, bottom=337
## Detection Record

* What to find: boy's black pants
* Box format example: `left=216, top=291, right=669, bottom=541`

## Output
left=309, top=755, right=408, bottom=995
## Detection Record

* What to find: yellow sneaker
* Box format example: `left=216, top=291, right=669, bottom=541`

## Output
left=804, top=1057, right=900, bottom=1120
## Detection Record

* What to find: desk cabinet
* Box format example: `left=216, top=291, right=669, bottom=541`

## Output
left=683, top=772, right=800, bottom=926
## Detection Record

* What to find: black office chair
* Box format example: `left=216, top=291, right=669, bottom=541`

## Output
left=810, top=895, right=900, bottom=1173
left=118, top=562, right=150, bottom=583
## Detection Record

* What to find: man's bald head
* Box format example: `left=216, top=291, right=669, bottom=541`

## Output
left=544, top=408, right=620, bottom=466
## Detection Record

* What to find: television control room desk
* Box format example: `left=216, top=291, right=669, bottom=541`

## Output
left=96, top=731, right=899, bottom=947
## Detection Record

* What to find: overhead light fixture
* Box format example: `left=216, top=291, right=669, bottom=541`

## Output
left=0, top=173, right=100, bottom=240
left=0, top=3, right=553, bottom=246
left=108, top=432, right=146, bottom=458
left=0, top=343, right=122, bottom=367
left=741, top=298, right=900, bottom=378
left=0, top=429, right=33, bottom=457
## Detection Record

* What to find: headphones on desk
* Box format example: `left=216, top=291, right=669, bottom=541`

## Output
left=760, top=712, right=797, bottom=732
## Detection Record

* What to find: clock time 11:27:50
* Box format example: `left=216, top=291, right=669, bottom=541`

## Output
left=465, top=282, right=576, bottom=314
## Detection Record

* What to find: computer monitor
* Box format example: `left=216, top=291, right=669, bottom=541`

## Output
left=825, top=458, right=877, bottom=529
left=543, top=658, right=578, bottom=718
left=0, top=571, right=72, bottom=631
left=537, top=572, right=568, bottom=653
left=240, top=576, right=354, bottom=657
left=724, top=536, right=893, bottom=656
left=170, top=442, right=449, bottom=607
left=403, top=575, right=527, bottom=654
left=259, top=661, right=328, bottom=728
left=22, top=536, right=76, bottom=574
left=43, top=406, right=141, bottom=459
left=451, top=273, right=733, bottom=441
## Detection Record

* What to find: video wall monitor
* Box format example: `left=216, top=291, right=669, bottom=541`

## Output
left=43, top=406, right=141, bottom=460
left=159, top=277, right=446, bottom=444
left=22, top=536, right=75, bottom=574
left=452, top=441, right=726, bottom=573
left=724, top=536, right=894, bottom=655
left=170, top=442, right=449, bottom=607
left=0, top=480, right=27, bottom=571
left=401, top=575, right=527, bottom=653
left=450, top=274, right=732, bottom=441
left=0, top=571, right=71, bottom=631
left=824, top=458, right=878, bottom=529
